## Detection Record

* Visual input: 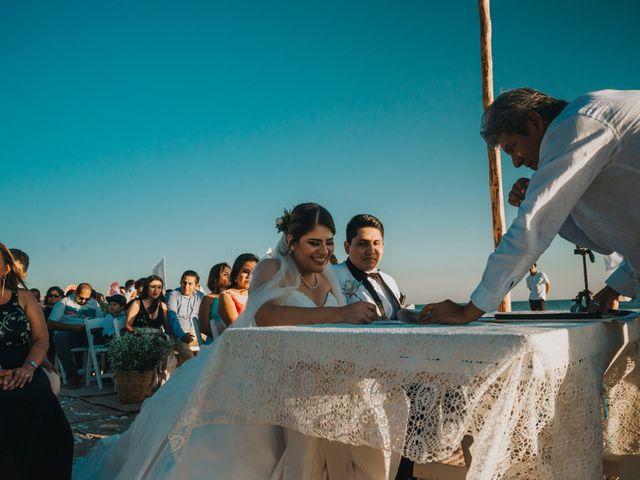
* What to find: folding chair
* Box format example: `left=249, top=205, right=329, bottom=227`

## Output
left=113, top=317, right=122, bottom=337
left=55, top=330, right=89, bottom=385
left=209, top=319, right=221, bottom=341
left=83, top=317, right=113, bottom=390
left=190, top=319, right=202, bottom=354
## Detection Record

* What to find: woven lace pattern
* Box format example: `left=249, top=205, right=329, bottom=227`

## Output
left=169, top=321, right=637, bottom=480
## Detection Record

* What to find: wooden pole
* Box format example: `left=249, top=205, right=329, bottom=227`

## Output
left=478, top=0, right=511, bottom=312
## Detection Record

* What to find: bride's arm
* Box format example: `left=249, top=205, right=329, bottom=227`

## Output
left=255, top=301, right=377, bottom=327
left=251, top=258, right=379, bottom=326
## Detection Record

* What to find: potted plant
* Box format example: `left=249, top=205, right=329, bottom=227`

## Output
left=108, top=329, right=172, bottom=403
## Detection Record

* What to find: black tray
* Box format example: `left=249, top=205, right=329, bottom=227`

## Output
left=492, top=310, right=635, bottom=321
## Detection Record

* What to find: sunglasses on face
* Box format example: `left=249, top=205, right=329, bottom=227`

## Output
left=48, top=293, right=60, bottom=298
left=76, top=295, right=90, bottom=303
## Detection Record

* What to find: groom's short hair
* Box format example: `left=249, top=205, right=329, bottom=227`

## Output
left=346, top=214, right=384, bottom=244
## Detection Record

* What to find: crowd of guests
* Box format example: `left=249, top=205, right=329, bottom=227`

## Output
left=3, top=208, right=409, bottom=479
left=2, top=247, right=270, bottom=388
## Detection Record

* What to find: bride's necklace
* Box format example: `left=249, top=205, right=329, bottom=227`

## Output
left=299, top=273, right=319, bottom=290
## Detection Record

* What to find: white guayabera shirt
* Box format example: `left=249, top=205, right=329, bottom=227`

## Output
left=472, top=90, right=640, bottom=312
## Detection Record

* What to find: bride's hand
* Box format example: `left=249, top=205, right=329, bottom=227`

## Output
left=337, top=302, right=379, bottom=324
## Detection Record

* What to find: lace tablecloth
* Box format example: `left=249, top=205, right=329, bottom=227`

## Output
left=169, top=318, right=640, bottom=480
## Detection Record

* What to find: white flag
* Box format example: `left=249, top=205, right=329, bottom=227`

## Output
left=152, top=257, right=167, bottom=285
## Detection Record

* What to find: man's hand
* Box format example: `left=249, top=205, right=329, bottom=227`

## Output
left=588, top=285, right=620, bottom=313
left=418, top=300, right=484, bottom=325
left=71, top=324, right=85, bottom=332
left=508, top=177, right=530, bottom=207
left=181, top=333, right=195, bottom=344
left=338, top=302, right=379, bottom=324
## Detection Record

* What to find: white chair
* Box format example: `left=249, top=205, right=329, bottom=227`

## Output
left=55, top=328, right=89, bottom=386
left=113, top=317, right=122, bottom=337
left=190, top=320, right=202, bottom=353
left=83, top=317, right=113, bottom=390
left=209, top=319, right=221, bottom=341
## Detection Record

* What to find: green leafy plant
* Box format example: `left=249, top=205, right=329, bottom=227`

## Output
left=107, top=330, right=172, bottom=372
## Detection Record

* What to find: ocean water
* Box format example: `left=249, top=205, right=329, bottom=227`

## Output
left=415, top=299, right=640, bottom=312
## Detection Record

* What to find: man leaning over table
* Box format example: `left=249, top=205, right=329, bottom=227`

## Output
left=48, top=282, right=103, bottom=387
left=332, top=213, right=406, bottom=319
left=420, top=88, right=640, bottom=324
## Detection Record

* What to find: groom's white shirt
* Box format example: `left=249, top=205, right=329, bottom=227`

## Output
left=331, top=261, right=402, bottom=319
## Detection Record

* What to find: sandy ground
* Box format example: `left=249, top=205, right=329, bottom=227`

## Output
left=60, top=382, right=140, bottom=459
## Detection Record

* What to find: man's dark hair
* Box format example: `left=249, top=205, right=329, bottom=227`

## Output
left=481, top=88, right=568, bottom=147
left=125, top=279, right=135, bottom=289
left=345, top=214, right=384, bottom=244
left=9, top=248, right=29, bottom=272
left=181, top=270, right=200, bottom=284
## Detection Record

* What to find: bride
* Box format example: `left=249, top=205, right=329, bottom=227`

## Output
left=76, top=203, right=399, bottom=480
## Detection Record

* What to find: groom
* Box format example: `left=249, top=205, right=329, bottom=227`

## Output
left=332, top=214, right=404, bottom=319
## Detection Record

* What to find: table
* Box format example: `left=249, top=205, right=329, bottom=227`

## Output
left=169, top=317, right=640, bottom=480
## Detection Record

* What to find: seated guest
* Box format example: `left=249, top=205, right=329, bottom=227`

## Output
left=126, top=275, right=169, bottom=333
left=8, top=248, right=29, bottom=280
left=218, top=253, right=259, bottom=327
left=48, top=282, right=103, bottom=386
left=101, top=294, right=127, bottom=338
left=166, top=271, right=204, bottom=365
left=198, top=262, right=231, bottom=338
left=0, top=242, right=74, bottom=478
left=332, top=214, right=405, bottom=319
left=44, top=286, right=64, bottom=362
left=124, top=279, right=136, bottom=302
left=30, top=288, right=42, bottom=304
left=43, top=286, right=64, bottom=320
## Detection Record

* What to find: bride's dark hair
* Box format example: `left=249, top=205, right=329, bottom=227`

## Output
left=287, top=203, right=336, bottom=243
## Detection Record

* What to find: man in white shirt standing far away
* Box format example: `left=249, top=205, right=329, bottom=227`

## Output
left=420, top=88, right=640, bottom=324
left=332, top=214, right=404, bottom=319
left=526, top=264, right=550, bottom=311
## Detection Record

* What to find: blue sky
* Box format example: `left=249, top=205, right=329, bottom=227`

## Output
left=2, top=0, right=638, bottom=303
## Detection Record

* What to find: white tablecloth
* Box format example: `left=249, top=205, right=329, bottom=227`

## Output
left=169, top=318, right=640, bottom=480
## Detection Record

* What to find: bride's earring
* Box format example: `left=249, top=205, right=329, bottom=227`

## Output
left=1, top=275, right=5, bottom=298
left=288, top=246, right=294, bottom=255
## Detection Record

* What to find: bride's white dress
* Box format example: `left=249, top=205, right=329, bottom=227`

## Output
left=75, top=282, right=398, bottom=480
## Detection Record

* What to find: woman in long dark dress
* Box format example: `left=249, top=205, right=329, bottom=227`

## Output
left=0, top=242, right=74, bottom=479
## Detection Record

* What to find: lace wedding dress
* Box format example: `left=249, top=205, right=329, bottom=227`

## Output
left=75, top=239, right=397, bottom=480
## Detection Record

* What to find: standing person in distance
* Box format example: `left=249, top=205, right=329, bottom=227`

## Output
left=526, top=264, right=550, bottom=311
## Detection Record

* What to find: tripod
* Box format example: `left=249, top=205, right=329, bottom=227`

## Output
left=570, top=246, right=596, bottom=312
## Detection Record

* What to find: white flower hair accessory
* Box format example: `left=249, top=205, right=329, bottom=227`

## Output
left=275, top=208, right=292, bottom=234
